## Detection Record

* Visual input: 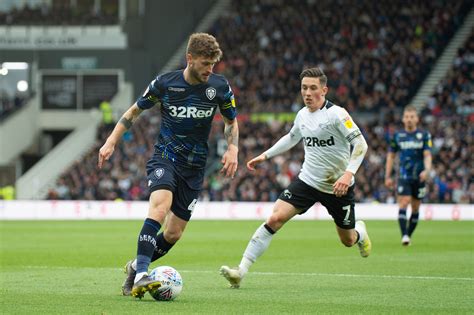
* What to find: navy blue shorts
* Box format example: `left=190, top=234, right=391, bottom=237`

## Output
left=397, top=178, right=426, bottom=200
left=278, top=178, right=356, bottom=229
left=146, top=156, right=204, bottom=221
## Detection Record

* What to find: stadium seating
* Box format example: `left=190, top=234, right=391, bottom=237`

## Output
left=0, top=0, right=118, bottom=25
left=210, top=0, right=471, bottom=113
left=45, top=1, right=472, bottom=204
left=0, top=92, right=27, bottom=121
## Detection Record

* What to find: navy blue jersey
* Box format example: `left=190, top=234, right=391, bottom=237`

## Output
left=136, top=70, right=237, bottom=169
left=389, top=129, right=432, bottom=180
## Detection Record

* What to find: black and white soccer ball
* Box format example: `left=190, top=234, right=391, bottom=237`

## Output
left=149, top=266, right=183, bottom=301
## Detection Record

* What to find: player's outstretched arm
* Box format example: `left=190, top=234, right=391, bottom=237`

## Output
left=220, top=117, right=239, bottom=178
left=98, top=103, right=143, bottom=169
left=247, top=132, right=301, bottom=171
left=246, top=154, right=266, bottom=171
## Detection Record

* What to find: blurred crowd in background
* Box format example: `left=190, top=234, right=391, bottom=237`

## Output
left=47, top=29, right=473, bottom=204
left=211, top=0, right=470, bottom=113
left=22, top=0, right=471, bottom=204
left=0, top=0, right=118, bottom=25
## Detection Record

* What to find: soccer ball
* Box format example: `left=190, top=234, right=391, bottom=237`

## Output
left=149, top=266, right=183, bottom=301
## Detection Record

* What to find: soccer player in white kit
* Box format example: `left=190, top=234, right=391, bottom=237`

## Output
left=220, top=67, right=371, bottom=288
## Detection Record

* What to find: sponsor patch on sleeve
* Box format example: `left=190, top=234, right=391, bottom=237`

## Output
left=343, top=116, right=353, bottom=129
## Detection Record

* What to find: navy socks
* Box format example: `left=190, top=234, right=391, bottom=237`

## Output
left=136, top=218, right=161, bottom=274
left=151, top=232, right=175, bottom=262
left=398, top=209, right=408, bottom=236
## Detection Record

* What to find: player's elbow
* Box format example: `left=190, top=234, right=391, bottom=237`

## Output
left=356, top=138, right=368, bottom=158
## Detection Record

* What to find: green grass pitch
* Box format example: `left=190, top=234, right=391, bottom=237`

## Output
left=1, top=220, right=473, bottom=314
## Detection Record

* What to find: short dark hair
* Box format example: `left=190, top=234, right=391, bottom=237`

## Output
left=186, top=33, right=223, bottom=61
left=299, top=67, right=327, bottom=86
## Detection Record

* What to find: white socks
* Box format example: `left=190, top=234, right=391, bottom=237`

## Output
left=134, top=272, right=147, bottom=283
left=239, top=223, right=274, bottom=275
left=131, top=259, right=137, bottom=271
left=355, top=221, right=366, bottom=244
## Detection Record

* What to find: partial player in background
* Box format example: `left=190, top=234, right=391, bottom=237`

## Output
left=220, top=67, right=370, bottom=289
left=98, top=33, right=239, bottom=298
left=385, top=105, right=432, bottom=246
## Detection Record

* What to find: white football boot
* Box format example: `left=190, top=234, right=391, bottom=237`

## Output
left=219, top=266, right=243, bottom=288
left=355, top=220, right=372, bottom=257
left=401, top=235, right=411, bottom=246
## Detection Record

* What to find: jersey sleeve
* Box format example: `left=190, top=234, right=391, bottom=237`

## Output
left=136, top=75, right=163, bottom=110
left=423, top=131, right=432, bottom=151
left=389, top=133, right=399, bottom=152
left=218, top=80, right=237, bottom=120
left=289, top=111, right=302, bottom=140
left=333, top=107, right=362, bottom=143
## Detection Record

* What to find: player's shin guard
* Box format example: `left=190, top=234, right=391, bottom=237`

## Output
left=398, top=209, right=408, bottom=236
left=407, top=212, right=419, bottom=237
left=151, top=232, right=175, bottom=262
left=136, top=218, right=161, bottom=275
left=239, top=223, right=275, bottom=274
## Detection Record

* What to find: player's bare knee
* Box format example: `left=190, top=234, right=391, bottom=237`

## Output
left=398, top=197, right=411, bottom=209
left=148, top=206, right=168, bottom=222
left=340, top=237, right=354, bottom=247
left=339, top=234, right=357, bottom=247
left=266, top=215, right=285, bottom=231
left=163, top=230, right=181, bottom=243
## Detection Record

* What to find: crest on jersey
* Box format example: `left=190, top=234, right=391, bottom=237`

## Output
left=206, top=87, right=216, bottom=100
left=283, top=189, right=292, bottom=199
left=154, top=168, right=165, bottom=179
left=319, top=122, right=331, bottom=129
left=416, top=132, right=422, bottom=139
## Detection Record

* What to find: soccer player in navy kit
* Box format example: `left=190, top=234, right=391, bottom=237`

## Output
left=385, top=105, right=432, bottom=246
left=98, top=33, right=239, bottom=298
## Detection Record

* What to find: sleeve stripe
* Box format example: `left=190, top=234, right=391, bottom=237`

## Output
left=346, top=130, right=362, bottom=143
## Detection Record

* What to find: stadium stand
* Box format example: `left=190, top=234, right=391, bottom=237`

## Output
left=45, top=1, right=473, bottom=204
left=0, top=0, right=118, bottom=25
left=0, top=92, right=27, bottom=121
left=210, top=0, right=471, bottom=113
left=421, top=30, right=473, bottom=204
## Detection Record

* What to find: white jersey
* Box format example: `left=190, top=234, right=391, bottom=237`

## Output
left=290, top=100, right=363, bottom=193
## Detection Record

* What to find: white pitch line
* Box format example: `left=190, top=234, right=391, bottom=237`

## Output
left=18, top=266, right=473, bottom=282
left=178, top=270, right=474, bottom=281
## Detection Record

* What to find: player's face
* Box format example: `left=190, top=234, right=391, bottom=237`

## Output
left=187, top=54, right=216, bottom=83
left=301, top=77, right=328, bottom=111
left=402, top=110, right=419, bottom=131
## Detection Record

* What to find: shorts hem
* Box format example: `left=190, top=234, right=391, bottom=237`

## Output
left=149, top=184, right=175, bottom=193
left=170, top=208, right=191, bottom=222
left=334, top=222, right=355, bottom=230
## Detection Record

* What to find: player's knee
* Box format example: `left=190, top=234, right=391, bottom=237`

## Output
left=163, top=229, right=182, bottom=243
left=399, top=197, right=411, bottom=208
left=148, top=205, right=169, bottom=221
left=341, top=239, right=353, bottom=247
left=266, top=214, right=285, bottom=231
left=340, top=235, right=357, bottom=247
